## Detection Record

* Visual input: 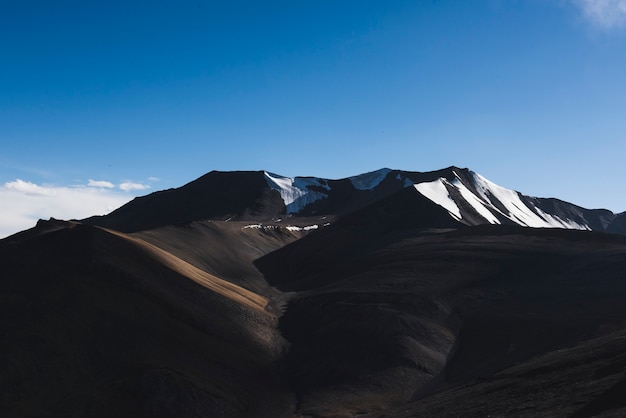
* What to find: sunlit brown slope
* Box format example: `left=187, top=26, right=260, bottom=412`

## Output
left=132, top=220, right=307, bottom=298
left=0, top=219, right=293, bottom=417
left=101, top=227, right=268, bottom=313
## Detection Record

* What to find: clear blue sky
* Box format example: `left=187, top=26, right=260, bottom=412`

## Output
left=1, top=0, right=626, bottom=236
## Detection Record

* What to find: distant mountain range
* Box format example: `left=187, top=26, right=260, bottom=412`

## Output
left=2, top=167, right=626, bottom=417
left=85, top=166, right=626, bottom=235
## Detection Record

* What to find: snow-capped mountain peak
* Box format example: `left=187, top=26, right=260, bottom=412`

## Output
left=468, top=171, right=589, bottom=229
left=411, top=170, right=591, bottom=230
left=85, top=167, right=622, bottom=235
left=263, top=167, right=615, bottom=233
left=413, top=178, right=463, bottom=221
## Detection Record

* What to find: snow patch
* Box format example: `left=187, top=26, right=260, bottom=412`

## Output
left=470, top=171, right=589, bottom=230
left=264, top=172, right=328, bottom=213
left=414, top=179, right=461, bottom=220
left=242, top=224, right=280, bottom=231
left=395, top=172, right=415, bottom=188
left=286, top=225, right=319, bottom=232
left=451, top=174, right=500, bottom=224
left=535, top=207, right=591, bottom=230
left=349, top=168, right=391, bottom=191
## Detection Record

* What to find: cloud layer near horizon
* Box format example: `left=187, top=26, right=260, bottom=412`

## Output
left=576, top=0, right=626, bottom=29
left=0, top=179, right=151, bottom=238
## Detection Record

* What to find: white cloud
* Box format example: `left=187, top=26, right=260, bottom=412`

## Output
left=87, top=179, right=115, bottom=188
left=575, top=0, right=626, bottom=29
left=4, top=179, right=57, bottom=196
left=0, top=180, right=135, bottom=239
left=119, top=181, right=150, bottom=192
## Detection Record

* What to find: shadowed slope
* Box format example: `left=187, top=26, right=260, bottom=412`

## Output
left=84, top=171, right=285, bottom=232
left=257, top=186, right=465, bottom=291
left=608, top=211, right=626, bottom=235
left=257, top=207, right=626, bottom=416
left=374, top=327, right=626, bottom=417
left=0, top=220, right=293, bottom=417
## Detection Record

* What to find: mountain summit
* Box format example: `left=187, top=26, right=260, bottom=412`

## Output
left=85, top=166, right=624, bottom=235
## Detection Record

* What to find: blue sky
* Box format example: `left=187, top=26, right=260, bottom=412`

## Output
left=1, top=0, right=626, bottom=236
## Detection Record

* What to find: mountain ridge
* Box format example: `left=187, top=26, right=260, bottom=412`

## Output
left=82, top=166, right=624, bottom=236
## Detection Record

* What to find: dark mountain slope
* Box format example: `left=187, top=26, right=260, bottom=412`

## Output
left=84, top=171, right=285, bottom=233
left=608, top=211, right=626, bottom=235
left=257, top=186, right=465, bottom=291
left=0, top=220, right=293, bottom=417
left=374, top=326, right=626, bottom=418
left=257, top=211, right=626, bottom=416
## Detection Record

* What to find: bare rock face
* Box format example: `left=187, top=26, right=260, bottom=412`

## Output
left=608, top=211, right=626, bottom=235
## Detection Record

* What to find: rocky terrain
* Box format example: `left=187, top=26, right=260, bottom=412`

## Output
left=2, top=167, right=626, bottom=417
